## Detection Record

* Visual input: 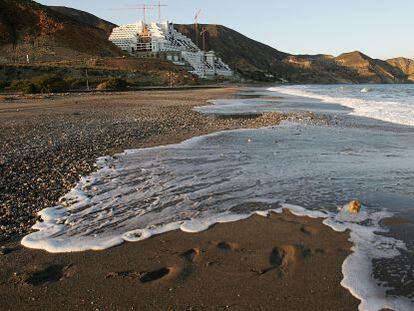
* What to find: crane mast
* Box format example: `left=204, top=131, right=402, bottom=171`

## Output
left=194, top=9, right=202, bottom=48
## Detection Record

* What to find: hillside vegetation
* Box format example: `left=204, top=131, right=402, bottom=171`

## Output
left=0, top=0, right=121, bottom=62
left=0, top=1, right=413, bottom=85
left=176, top=24, right=413, bottom=83
left=0, top=58, right=198, bottom=93
left=0, top=1, right=198, bottom=92
left=175, top=24, right=294, bottom=81
left=387, top=57, right=414, bottom=82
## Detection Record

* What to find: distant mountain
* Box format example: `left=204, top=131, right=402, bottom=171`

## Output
left=284, top=51, right=410, bottom=83
left=0, top=1, right=412, bottom=84
left=334, top=51, right=407, bottom=83
left=0, top=0, right=121, bottom=62
left=175, top=24, right=412, bottom=83
left=283, top=54, right=356, bottom=83
left=387, top=57, right=414, bottom=82
left=175, top=24, right=295, bottom=81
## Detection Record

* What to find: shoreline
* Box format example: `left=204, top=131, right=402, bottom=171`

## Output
left=0, top=210, right=359, bottom=310
left=7, top=89, right=414, bottom=309
left=0, top=87, right=361, bottom=310
left=0, top=84, right=241, bottom=97
left=1, top=87, right=296, bottom=241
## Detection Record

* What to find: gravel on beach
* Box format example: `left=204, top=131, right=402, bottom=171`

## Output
left=0, top=90, right=262, bottom=241
left=0, top=88, right=326, bottom=241
left=0, top=89, right=359, bottom=311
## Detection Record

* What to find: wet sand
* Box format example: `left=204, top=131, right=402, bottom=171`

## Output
left=0, top=211, right=358, bottom=310
left=0, top=88, right=293, bottom=239
left=0, top=88, right=359, bottom=310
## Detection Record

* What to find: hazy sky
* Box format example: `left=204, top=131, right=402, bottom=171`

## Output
left=37, top=0, right=413, bottom=60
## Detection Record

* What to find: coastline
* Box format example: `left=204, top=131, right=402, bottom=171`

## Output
left=0, top=211, right=359, bottom=310
left=0, top=87, right=292, bottom=240
left=0, top=87, right=360, bottom=310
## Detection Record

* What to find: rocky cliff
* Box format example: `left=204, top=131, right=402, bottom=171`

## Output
left=1, top=1, right=413, bottom=83
left=175, top=24, right=412, bottom=83
left=387, top=57, right=414, bottom=82
left=0, top=0, right=121, bottom=62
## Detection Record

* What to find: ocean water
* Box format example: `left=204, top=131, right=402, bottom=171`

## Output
left=269, top=84, right=414, bottom=126
left=22, top=84, right=414, bottom=311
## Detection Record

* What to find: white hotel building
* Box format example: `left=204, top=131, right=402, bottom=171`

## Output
left=109, top=21, right=233, bottom=79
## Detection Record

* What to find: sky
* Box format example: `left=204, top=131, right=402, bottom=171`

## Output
left=37, top=0, right=413, bottom=60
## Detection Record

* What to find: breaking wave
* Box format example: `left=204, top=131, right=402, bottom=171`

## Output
left=22, top=119, right=414, bottom=310
left=269, top=85, right=414, bottom=126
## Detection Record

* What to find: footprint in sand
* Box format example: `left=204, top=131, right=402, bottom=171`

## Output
left=139, top=268, right=172, bottom=283
left=180, top=248, right=201, bottom=263
left=106, top=267, right=175, bottom=283
left=105, top=267, right=177, bottom=283
left=259, top=244, right=311, bottom=276
left=300, top=225, right=321, bottom=236
left=269, top=245, right=297, bottom=274
left=178, top=248, right=203, bottom=280
left=216, top=241, right=240, bottom=252
left=13, top=264, right=74, bottom=286
left=106, top=249, right=202, bottom=284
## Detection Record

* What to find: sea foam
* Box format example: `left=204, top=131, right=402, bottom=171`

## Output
left=269, top=85, right=414, bottom=127
left=22, top=120, right=414, bottom=310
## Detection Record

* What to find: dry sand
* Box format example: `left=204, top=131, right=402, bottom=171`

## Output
left=0, top=88, right=359, bottom=310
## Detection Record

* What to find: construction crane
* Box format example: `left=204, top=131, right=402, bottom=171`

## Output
left=200, top=26, right=208, bottom=52
left=154, top=1, right=168, bottom=23
left=194, top=9, right=202, bottom=48
left=200, top=26, right=209, bottom=77
left=112, top=4, right=154, bottom=23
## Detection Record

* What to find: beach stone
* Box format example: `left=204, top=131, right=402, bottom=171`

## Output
left=0, top=247, right=10, bottom=255
left=347, top=200, right=362, bottom=214
left=0, top=91, right=311, bottom=240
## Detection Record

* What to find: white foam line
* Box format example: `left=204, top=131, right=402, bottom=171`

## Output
left=324, top=210, right=411, bottom=311
left=22, top=194, right=412, bottom=310
left=20, top=121, right=413, bottom=310
left=269, top=86, right=414, bottom=127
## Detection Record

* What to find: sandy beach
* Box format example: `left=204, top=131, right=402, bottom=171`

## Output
left=0, top=88, right=294, bottom=239
left=2, top=0, right=414, bottom=309
left=0, top=88, right=360, bottom=310
left=0, top=211, right=358, bottom=310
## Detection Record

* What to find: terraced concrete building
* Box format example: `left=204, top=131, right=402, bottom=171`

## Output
left=109, top=21, right=233, bottom=79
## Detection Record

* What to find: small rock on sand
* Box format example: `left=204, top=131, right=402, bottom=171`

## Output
left=347, top=200, right=361, bottom=214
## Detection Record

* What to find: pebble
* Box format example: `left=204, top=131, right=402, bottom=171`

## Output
left=0, top=246, right=10, bottom=255
left=0, top=94, right=329, bottom=241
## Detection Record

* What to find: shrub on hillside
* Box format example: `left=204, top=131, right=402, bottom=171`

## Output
left=0, top=80, right=10, bottom=91
left=9, top=75, right=68, bottom=94
left=32, top=75, right=68, bottom=93
left=126, top=79, right=159, bottom=87
left=96, top=77, right=128, bottom=91
left=64, top=77, right=86, bottom=89
left=9, top=80, right=37, bottom=94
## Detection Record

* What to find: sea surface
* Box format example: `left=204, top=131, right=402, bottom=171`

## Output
left=269, top=84, right=414, bottom=126
left=23, top=84, right=414, bottom=311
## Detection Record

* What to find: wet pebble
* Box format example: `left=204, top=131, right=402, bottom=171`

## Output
left=0, top=95, right=329, bottom=242
left=0, top=246, right=10, bottom=255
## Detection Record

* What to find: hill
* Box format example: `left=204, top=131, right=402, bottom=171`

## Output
left=284, top=51, right=410, bottom=83
left=175, top=24, right=294, bottom=81
left=0, top=1, right=413, bottom=84
left=283, top=54, right=356, bottom=83
left=0, top=0, right=122, bottom=62
left=334, top=51, right=407, bottom=83
left=48, top=6, right=116, bottom=35
left=175, top=24, right=412, bottom=83
left=387, top=57, right=414, bottom=82
left=0, top=1, right=197, bottom=93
